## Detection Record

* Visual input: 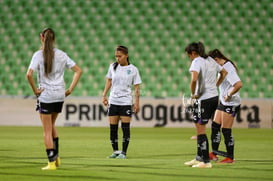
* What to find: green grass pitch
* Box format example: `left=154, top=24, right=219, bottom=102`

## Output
left=0, top=127, right=272, bottom=181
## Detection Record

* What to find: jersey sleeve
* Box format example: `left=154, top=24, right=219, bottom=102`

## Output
left=189, top=59, right=201, bottom=73
left=216, top=63, right=223, bottom=72
left=224, top=62, right=241, bottom=85
left=227, top=69, right=241, bottom=86
left=133, top=67, right=142, bottom=85
left=106, top=64, right=113, bottom=79
left=28, top=52, right=39, bottom=72
left=64, top=53, right=76, bottom=68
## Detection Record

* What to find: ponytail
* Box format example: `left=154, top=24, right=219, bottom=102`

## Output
left=197, top=42, right=208, bottom=58
left=208, top=49, right=238, bottom=71
left=113, top=62, right=118, bottom=71
left=41, top=28, right=55, bottom=76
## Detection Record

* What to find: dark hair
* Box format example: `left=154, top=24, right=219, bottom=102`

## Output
left=40, top=28, right=55, bottom=76
left=184, top=41, right=208, bottom=58
left=208, top=49, right=238, bottom=70
left=113, top=45, right=130, bottom=71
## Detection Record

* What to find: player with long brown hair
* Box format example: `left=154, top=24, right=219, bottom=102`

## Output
left=208, top=49, right=242, bottom=163
left=26, top=28, right=82, bottom=170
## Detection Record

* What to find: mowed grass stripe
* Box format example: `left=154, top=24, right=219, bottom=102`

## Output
left=0, top=127, right=272, bottom=181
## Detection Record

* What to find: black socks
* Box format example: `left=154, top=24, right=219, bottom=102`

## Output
left=222, top=128, right=234, bottom=159
left=110, top=123, right=131, bottom=155
left=211, top=122, right=234, bottom=159
left=45, top=137, right=59, bottom=162
left=121, top=123, right=130, bottom=155
left=211, top=122, right=221, bottom=153
left=197, top=134, right=209, bottom=163
left=110, top=124, right=119, bottom=151
left=46, top=149, right=57, bottom=162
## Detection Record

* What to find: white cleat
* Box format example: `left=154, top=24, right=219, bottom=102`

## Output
left=184, top=159, right=201, bottom=166
left=192, top=162, right=212, bottom=168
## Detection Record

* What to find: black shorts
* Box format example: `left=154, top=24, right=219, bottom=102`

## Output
left=108, top=104, right=132, bottom=117
left=36, top=101, right=64, bottom=114
left=193, top=96, right=218, bottom=124
left=217, top=102, right=240, bottom=117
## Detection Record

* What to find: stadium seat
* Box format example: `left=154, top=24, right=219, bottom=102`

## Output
left=0, top=0, right=271, bottom=98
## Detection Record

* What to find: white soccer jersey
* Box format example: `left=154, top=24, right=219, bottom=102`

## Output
left=189, top=56, right=223, bottom=100
left=106, top=63, right=142, bottom=105
left=28, top=48, right=76, bottom=103
left=219, top=62, right=241, bottom=106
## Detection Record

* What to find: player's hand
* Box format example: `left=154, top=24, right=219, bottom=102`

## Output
left=34, top=88, right=44, bottom=97
left=102, top=96, right=108, bottom=106
left=65, top=89, right=72, bottom=97
left=190, top=98, right=196, bottom=106
left=224, top=95, right=232, bottom=102
left=133, top=104, right=140, bottom=114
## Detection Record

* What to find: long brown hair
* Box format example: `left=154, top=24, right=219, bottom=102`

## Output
left=40, top=28, right=55, bottom=76
left=208, top=49, right=238, bottom=71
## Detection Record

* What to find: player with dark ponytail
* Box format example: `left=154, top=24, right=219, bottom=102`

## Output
left=112, top=45, right=130, bottom=71
left=208, top=49, right=242, bottom=163
left=26, top=28, right=82, bottom=170
left=184, top=42, right=227, bottom=168
left=102, top=45, right=141, bottom=159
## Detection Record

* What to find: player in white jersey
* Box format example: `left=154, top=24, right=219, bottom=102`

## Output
left=102, top=46, right=142, bottom=159
left=184, top=42, right=227, bottom=168
left=26, top=28, right=82, bottom=170
left=208, top=49, right=243, bottom=163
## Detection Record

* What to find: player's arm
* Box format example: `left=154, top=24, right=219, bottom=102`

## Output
left=102, top=78, right=112, bottom=106
left=26, top=68, right=44, bottom=96
left=190, top=71, right=199, bottom=99
left=65, top=65, right=82, bottom=97
left=224, top=81, right=243, bottom=101
left=216, top=68, right=228, bottom=87
left=133, top=84, right=140, bottom=113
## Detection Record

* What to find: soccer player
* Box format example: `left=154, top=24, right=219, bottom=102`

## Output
left=102, top=45, right=142, bottom=159
left=26, top=28, right=82, bottom=170
left=208, top=49, right=243, bottom=163
left=184, top=42, right=227, bottom=168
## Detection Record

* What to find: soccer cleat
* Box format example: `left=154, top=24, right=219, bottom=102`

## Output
left=41, top=161, right=57, bottom=170
left=108, top=151, right=122, bottom=158
left=108, top=151, right=121, bottom=158
left=184, top=159, right=201, bottom=166
left=108, top=153, right=119, bottom=158
left=116, top=153, right=126, bottom=159
left=55, top=157, right=61, bottom=167
left=209, top=152, right=218, bottom=161
left=190, top=135, right=197, bottom=140
left=192, top=162, right=212, bottom=168
left=219, top=157, right=235, bottom=163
